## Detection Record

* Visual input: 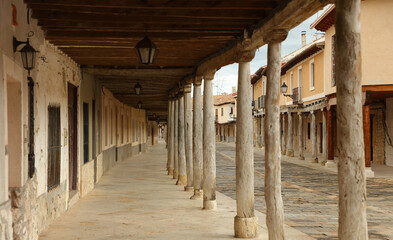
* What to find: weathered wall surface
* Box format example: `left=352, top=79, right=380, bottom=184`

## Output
left=80, top=160, right=94, bottom=198
left=0, top=201, right=12, bottom=240
left=371, top=107, right=385, bottom=165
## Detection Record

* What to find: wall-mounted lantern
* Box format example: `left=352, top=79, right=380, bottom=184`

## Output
left=135, top=36, right=157, bottom=65
left=134, top=82, right=142, bottom=95
left=13, top=36, right=37, bottom=76
left=137, top=101, right=143, bottom=109
left=280, top=82, right=294, bottom=99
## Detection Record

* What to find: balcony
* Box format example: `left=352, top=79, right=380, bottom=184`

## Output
left=292, top=87, right=302, bottom=105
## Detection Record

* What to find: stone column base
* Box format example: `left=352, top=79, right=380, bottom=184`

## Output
left=234, top=216, right=258, bottom=238
left=203, top=200, right=217, bottom=210
left=298, top=155, right=305, bottom=160
left=190, top=189, right=203, bottom=200
left=324, top=160, right=336, bottom=168
left=167, top=168, right=174, bottom=176
left=176, top=175, right=187, bottom=186
left=365, top=167, right=375, bottom=178
left=184, top=186, right=194, bottom=192
left=311, top=157, right=318, bottom=163
left=287, top=149, right=294, bottom=157
left=173, top=170, right=178, bottom=180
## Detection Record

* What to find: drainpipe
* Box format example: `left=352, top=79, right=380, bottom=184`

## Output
left=28, top=76, right=35, bottom=178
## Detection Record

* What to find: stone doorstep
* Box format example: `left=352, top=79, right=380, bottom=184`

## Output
left=215, top=191, right=314, bottom=240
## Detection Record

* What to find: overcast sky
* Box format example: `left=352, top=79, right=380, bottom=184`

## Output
left=211, top=7, right=328, bottom=95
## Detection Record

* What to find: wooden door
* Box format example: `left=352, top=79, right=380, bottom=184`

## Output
left=68, top=83, right=78, bottom=190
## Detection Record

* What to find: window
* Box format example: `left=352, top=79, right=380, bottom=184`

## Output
left=331, top=34, right=336, bottom=87
left=48, top=105, right=61, bottom=190
left=258, top=97, right=260, bottom=109
left=83, top=102, right=89, bottom=163
left=221, top=108, right=223, bottom=116
left=310, top=59, right=315, bottom=90
left=290, top=72, right=294, bottom=94
left=230, top=107, right=233, bottom=114
left=307, top=122, right=311, bottom=140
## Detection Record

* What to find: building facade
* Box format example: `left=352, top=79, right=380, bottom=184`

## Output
left=252, top=1, right=393, bottom=174
left=214, top=93, right=237, bottom=143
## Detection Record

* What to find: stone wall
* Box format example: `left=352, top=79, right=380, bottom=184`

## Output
left=0, top=201, right=12, bottom=240
left=81, top=160, right=95, bottom=198
left=96, top=153, right=104, bottom=183
left=9, top=173, right=67, bottom=240
left=118, top=143, right=133, bottom=162
left=102, top=146, right=117, bottom=174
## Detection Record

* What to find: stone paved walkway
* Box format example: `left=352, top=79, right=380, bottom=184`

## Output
left=39, top=142, right=311, bottom=240
left=216, top=142, right=393, bottom=240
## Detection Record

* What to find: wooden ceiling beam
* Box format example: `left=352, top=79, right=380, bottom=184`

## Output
left=32, top=11, right=256, bottom=25
left=193, top=0, right=333, bottom=77
left=29, top=5, right=267, bottom=20
left=25, top=0, right=279, bottom=10
left=37, top=20, right=250, bottom=30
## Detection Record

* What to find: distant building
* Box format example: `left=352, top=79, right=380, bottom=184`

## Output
left=252, top=2, right=393, bottom=174
left=214, top=92, right=237, bottom=142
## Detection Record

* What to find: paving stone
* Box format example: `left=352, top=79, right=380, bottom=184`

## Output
left=216, top=142, right=393, bottom=240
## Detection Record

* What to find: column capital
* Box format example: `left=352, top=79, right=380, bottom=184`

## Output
left=194, top=75, right=203, bottom=86
left=183, top=83, right=192, bottom=93
left=265, top=29, right=288, bottom=44
left=204, top=70, right=216, bottom=81
left=310, top=110, right=314, bottom=115
left=297, top=112, right=302, bottom=116
left=235, top=49, right=256, bottom=63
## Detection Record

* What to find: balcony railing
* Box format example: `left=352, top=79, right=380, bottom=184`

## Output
left=292, top=87, right=302, bottom=105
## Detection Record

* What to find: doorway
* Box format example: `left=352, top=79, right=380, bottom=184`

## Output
left=7, top=78, right=22, bottom=187
left=151, top=126, right=154, bottom=146
left=68, top=83, right=78, bottom=190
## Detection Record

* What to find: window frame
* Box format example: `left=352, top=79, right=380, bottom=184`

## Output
left=309, top=59, right=315, bottom=91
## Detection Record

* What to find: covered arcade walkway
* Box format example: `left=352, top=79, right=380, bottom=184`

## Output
left=39, top=142, right=310, bottom=240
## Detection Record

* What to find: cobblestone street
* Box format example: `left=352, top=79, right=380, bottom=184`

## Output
left=216, top=142, right=393, bottom=240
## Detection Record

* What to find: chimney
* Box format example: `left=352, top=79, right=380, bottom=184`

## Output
left=232, top=86, right=236, bottom=93
left=301, top=31, right=306, bottom=47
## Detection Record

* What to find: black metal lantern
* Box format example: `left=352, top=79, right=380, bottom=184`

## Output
left=137, top=101, right=143, bottom=109
left=281, top=82, right=288, bottom=94
left=153, top=113, right=156, bottom=119
left=156, top=117, right=160, bottom=124
left=134, top=82, right=142, bottom=95
left=13, top=37, right=37, bottom=75
left=135, top=36, right=157, bottom=64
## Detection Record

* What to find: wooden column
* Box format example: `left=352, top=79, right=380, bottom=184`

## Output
left=173, top=98, right=179, bottom=180
left=234, top=50, right=258, bottom=238
left=311, top=110, right=318, bottom=163
left=264, top=29, right=287, bottom=240
left=168, top=99, right=175, bottom=175
left=298, top=112, right=305, bottom=160
left=326, top=108, right=335, bottom=167
left=177, top=94, right=187, bottom=185
left=322, top=109, right=327, bottom=161
left=184, top=85, right=193, bottom=191
left=363, top=105, right=371, bottom=168
left=336, top=0, right=368, bottom=238
left=281, top=113, right=286, bottom=155
left=203, top=71, right=217, bottom=210
left=191, top=78, right=203, bottom=199
left=287, top=112, right=294, bottom=157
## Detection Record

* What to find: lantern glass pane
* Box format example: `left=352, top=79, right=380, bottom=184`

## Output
left=149, top=48, right=156, bottom=64
left=138, top=48, right=150, bottom=64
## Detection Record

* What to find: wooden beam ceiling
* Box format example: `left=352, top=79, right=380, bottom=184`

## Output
left=25, top=0, right=331, bottom=120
